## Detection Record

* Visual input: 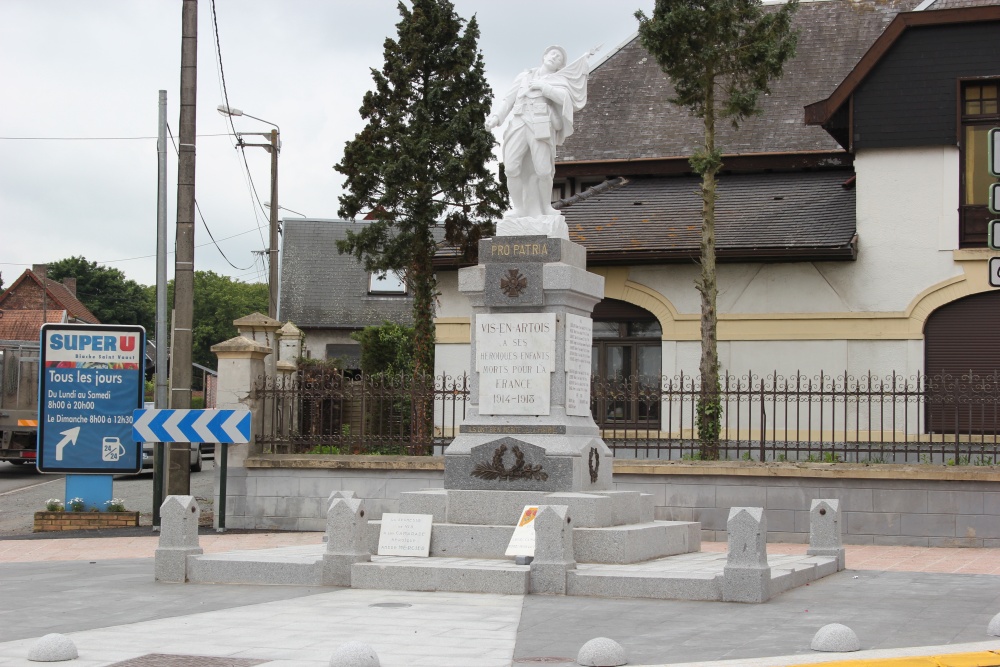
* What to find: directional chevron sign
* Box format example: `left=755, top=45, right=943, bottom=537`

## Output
left=132, top=409, right=251, bottom=444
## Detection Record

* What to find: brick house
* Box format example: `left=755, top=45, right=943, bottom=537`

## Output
left=0, top=264, right=98, bottom=341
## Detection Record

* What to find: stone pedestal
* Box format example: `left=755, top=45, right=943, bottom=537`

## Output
left=444, top=236, right=610, bottom=493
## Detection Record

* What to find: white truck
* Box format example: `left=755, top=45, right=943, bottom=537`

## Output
left=0, top=340, right=40, bottom=466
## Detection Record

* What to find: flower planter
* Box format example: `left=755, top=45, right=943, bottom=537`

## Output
left=33, top=511, right=140, bottom=532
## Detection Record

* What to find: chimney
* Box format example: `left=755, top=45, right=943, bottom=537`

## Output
left=62, top=277, right=77, bottom=296
left=32, top=264, right=47, bottom=279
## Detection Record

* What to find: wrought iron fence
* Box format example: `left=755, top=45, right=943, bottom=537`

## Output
left=596, top=370, right=1000, bottom=464
left=253, top=368, right=1000, bottom=464
left=253, top=368, right=469, bottom=455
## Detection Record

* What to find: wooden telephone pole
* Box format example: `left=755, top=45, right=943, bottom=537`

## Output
left=166, top=0, right=197, bottom=496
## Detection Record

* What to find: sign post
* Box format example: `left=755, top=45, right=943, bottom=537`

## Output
left=132, top=407, right=250, bottom=531
left=987, top=129, right=1000, bottom=264
left=37, top=324, right=145, bottom=510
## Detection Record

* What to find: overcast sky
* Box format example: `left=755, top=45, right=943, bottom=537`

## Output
left=0, top=0, right=654, bottom=288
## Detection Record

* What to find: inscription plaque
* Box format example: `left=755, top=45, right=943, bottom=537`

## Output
left=565, top=313, right=593, bottom=417
left=460, top=424, right=567, bottom=435
left=476, top=312, right=555, bottom=415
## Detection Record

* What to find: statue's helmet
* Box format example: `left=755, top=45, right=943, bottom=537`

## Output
left=542, top=45, right=568, bottom=68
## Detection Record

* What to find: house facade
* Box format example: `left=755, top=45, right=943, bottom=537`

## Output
left=278, top=218, right=415, bottom=368
left=0, top=264, right=98, bottom=341
left=434, top=1, right=1000, bottom=399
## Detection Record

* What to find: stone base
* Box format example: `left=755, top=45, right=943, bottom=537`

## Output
left=34, top=511, right=140, bottom=532
left=444, top=433, right=613, bottom=492
left=496, top=213, right=568, bottom=240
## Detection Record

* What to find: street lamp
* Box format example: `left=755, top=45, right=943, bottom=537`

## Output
left=218, top=104, right=281, bottom=319
left=264, top=201, right=307, bottom=218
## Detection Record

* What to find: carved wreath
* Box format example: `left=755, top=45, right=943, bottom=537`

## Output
left=589, top=446, right=599, bottom=484
left=500, top=269, right=528, bottom=297
left=472, top=443, right=548, bottom=482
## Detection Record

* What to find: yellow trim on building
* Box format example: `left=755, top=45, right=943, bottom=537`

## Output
left=434, top=317, right=471, bottom=344
left=434, top=257, right=1000, bottom=344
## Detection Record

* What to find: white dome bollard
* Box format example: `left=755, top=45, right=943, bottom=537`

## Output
left=329, top=640, right=380, bottom=667
left=577, top=636, right=628, bottom=666
left=811, top=623, right=861, bottom=652
left=27, top=633, right=78, bottom=662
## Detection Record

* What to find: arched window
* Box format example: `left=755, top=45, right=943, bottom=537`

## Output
left=590, top=299, right=662, bottom=426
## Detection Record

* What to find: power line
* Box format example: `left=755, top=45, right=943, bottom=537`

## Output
left=0, top=133, right=233, bottom=141
left=166, top=123, right=255, bottom=272
left=211, top=0, right=269, bottom=252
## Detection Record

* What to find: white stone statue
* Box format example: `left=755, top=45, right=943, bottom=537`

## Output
left=487, top=45, right=593, bottom=239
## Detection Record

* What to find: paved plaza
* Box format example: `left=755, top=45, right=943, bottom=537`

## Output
left=0, top=533, right=998, bottom=666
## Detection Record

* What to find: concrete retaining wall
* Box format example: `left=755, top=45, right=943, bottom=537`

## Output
left=219, top=457, right=1000, bottom=546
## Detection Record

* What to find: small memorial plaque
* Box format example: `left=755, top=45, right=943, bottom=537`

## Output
left=504, top=505, right=539, bottom=557
left=377, top=513, right=433, bottom=557
left=476, top=312, right=556, bottom=415
left=565, top=313, right=593, bottom=417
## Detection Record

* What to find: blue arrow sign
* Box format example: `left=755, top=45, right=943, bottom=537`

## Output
left=132, top=409, right=251, bottom=444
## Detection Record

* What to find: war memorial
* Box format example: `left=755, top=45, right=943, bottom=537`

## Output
left=148, top=45, right=848, bottom=607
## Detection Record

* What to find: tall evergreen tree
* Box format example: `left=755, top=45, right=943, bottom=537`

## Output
left=335, top=0, right=506, bottom=378
left=636, top=0, right=798, bottom=459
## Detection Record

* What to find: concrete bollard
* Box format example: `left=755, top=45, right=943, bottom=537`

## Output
left=576, top=636, right=628, bottom=666
left=811, top=623, right=860, bottom=652
left=722, top=507, right=771, bottom=603
left=321, top=496, right=370, bottom=586
left=807, top=499, right=846, bottom=570
left=529, top=504, right=575, bottom=595
left=27, top=633, right=78, bottom=662
left=154, top=495, right=203, bottom=583
left=988, top=611, right=1000, bottom=637
left=329, top=640, right=380, bottom=666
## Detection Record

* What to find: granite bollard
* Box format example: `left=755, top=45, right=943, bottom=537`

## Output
left=27, top=633, right=78, bottom=662
left=811, top=623, right=860, bottom=652
left=988, top=611, right=1000, bottom=637
left=328, top=640, right=380, bottom=667
left=576, top=636, right=628, bottom=666
left=722, top=507, right=771, bottom=603
left=154, top=495, right=203, bottom=583
left=322, top=496, right=370, bottom=587
left=806, top=499, right=846, bottom=570
left=530, top=504, right=574, bottom=594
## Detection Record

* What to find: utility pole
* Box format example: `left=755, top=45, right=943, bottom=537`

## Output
left=167, top=0, right=197, bottom=496
left=268, top=128, right=279, bottom=318
left=153, top=89, right=168, bottom=526
left=216, top=105, right=280, bottom=317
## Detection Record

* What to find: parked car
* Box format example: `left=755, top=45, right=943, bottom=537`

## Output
left=141, top=441, right=203, bottom=473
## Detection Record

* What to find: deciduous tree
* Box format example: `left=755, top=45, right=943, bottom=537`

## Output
left=636, top=0, right=798, bottom=459
left=48, top=256, right=154, bottom=331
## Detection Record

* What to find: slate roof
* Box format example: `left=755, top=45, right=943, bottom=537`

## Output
left=280, top=219, right=424, bottom=329
left=558, top=0, right=923, bottom=164
left=563, top=170, right=857, bottom=263
left=0, top=310, right=67, bottom=342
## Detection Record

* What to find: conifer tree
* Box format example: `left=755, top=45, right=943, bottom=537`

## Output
left=636, top=0, right=798, bottom=459
left=335, top=0, right=506, bottom=379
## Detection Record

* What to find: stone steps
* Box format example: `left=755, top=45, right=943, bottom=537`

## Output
left=351, top=556, right=529, bottom=595
left=567, top=567, right=723, bottom=601
left=363, top=519, right=700, bottom=564
left=399, top=489, right=654, bottom=528
left=187, top=545, right=325, bottom=586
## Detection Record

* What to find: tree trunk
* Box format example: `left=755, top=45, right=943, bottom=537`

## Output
left=409, top=230, right=435, bottom=453
left=697, top=80, right=721, bottom=461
